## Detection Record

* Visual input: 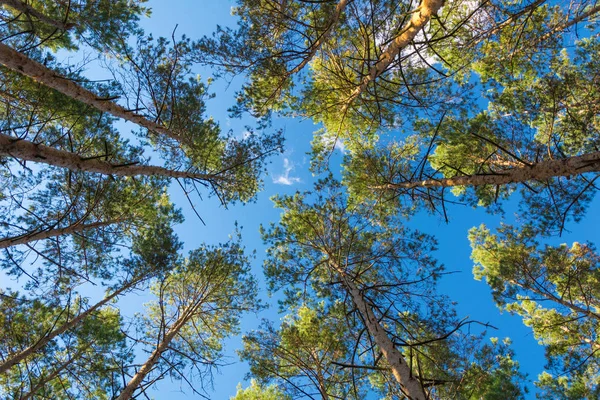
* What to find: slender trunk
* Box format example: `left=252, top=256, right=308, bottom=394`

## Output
left=0, top=133, right=219, bottom=181
left=316, top=370, right=330, bottom=400
left=0, top=280, right=137, bottom=374
left=0, top=43, right=184, bottom=144
left=534, top=4, right=600, bottom=46
left=509, top=277, right=600, bottom=322
left=374, top=151, right=600, bottom=191
left=310, top=349, right=330, bottom=400
left=0, top=0, right=74, bottom=31
left=19, top=347, right=87, bottom=400
left=115, top=310, right=192, bottom=400
left=329, top=261, right=426, bottom=400
left=287, top=0, right=348, bottom=76
left=343, top=0, right=445, bottom=110
left=0, top=219, right=120, bottom=249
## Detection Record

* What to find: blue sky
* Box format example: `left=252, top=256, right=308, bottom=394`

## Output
left=102, top=1, right=600, bottom=398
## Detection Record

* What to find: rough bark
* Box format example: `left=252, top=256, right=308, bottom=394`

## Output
left=0, top=280, right=137, bottom=374
left=0, top=43, right=184, bottom=144
left=329, top=261, right=427, bottom=400
left=0, top=219, right=119, bottom=249
left=343, top=0, right=445, bottom=109
left=0, top=133, right=219, bottom=181
left=0, top=0, right=74, bottom=31
left=287, top=0, right=349, bottom=76
left=375, top=151, right=600, bottom=190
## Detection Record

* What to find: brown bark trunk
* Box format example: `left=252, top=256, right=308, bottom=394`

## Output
left=0, top=133, right=218, bottom=181
left=506, top=277, right=600, bottom=322
left=343, top=0, right=445, bottom=109
left=0, top=0, right=74, bottom=31
left=329, top=261, right=426, bottom=399
left=115, top=310, right=192, bottom=400
left=375, top=151, right=600, bottom=191
left=0, top=43, right=184, bottom=144
left=0, top=280, right=137, bottom=374
left=535, top=4, right=600, bottom=45
left=287, top=0, right=349, bottom=76
left=0, top=219, right=119, bottom=249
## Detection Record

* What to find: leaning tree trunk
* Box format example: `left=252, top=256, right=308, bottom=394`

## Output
left=0, top=133, right=220, bottom=181
left=343, top=0, right=445, bottom=110
left=373, top=151, right=600, bottom=191
left=114, top=306, right=197, bottom=400
left=329, top=260, right=427, bottom=400
left=0, top=219, right=120, bottom=250
left=0, top=279, right=139, bottom=374
left=0, top=43, right=184, bottom=144
left=0, top=0, right=74, bottom=31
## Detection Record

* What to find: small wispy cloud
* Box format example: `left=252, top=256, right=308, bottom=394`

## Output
left=334, top=139, right=346, bottom=154
left=273, top=158, right=301, bottom=186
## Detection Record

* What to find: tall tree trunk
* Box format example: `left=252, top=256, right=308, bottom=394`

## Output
left=115, top=309, right=195, bottom=400
left=0, top=0, right=74, bottom=31
left=0, top=133, right=220, bottom=181
left=374, top=151, right=600, bottom=190
left=343, top=0, right=445, bottom=110
left=0, top=43, right=184, bottom=144
left=0, top=279, right=138, bottom=374
left=287, top=0, right=349, bottom=76
left=0, top=219, right=120, bottom=249
left=329, top=261, right=427, bottom=400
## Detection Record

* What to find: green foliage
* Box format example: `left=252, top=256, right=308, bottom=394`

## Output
left=0, top=0, right=149, bottom=52
left=456, top=337, right=527, bottom=400
left=231, top=379, right=290, bottom=400
left=128, top=234, right=262, bottom=395
left=259, top=177, right=526, bottom=397
left=471, top=224, right=600, bottom=397
left=0, top=291, right=129, bottom=399
left=240, top=302, right=363, bottom=399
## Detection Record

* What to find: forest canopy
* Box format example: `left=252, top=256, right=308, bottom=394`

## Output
left=0, top=0, right=599, bottom=399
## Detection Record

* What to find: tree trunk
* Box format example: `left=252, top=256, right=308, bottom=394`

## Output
left=343, top=0, right=445, bottom=109
left=329, top=261, right=427, bottom=400
left=0, top=219, right=120, bottom=249
left=115, top=310, right=193, bottom=400
left=506, top=277, right=600, bottom=322
left=534, top=4, right=600, bottom=46
left=0, top=133, right=219, bottom=181
left=0, top=280, right=138, bottom=374
left=0, top=0, right=74, bottom=31
left=0, top=43, right=184, bottom=144
left=375, top=151, right=600, bottom=190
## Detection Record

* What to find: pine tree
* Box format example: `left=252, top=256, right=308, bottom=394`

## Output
left=115, top=234, right=261, bottom=399
left=471, top=224, right=600, bottom=398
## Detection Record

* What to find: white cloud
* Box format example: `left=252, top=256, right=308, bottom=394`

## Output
left=273, top=158, right=301, bottom=185
left=334, top=139, right=346, bottom=154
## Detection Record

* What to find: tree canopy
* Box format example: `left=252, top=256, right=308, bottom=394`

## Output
left=1, top=0, right=599, bottom=399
